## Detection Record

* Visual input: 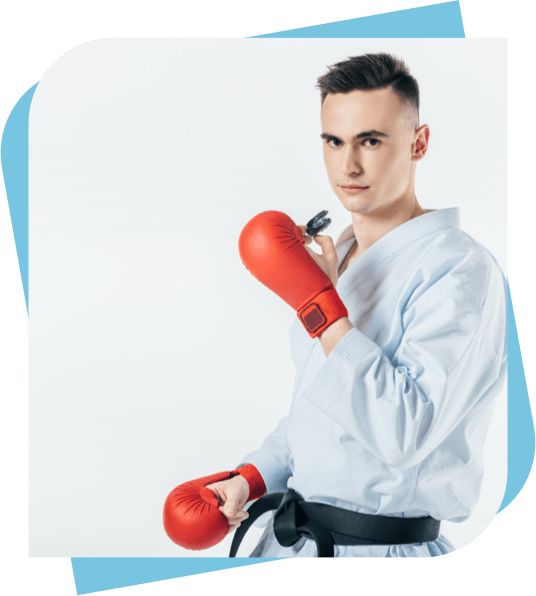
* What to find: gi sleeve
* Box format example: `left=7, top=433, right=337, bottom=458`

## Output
left=302, top=250, right=507, bottom=470
left=236, top=414, right=293, bottom=494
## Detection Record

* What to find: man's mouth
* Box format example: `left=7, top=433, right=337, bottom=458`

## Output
left=339, top=185, right=369, bottom=194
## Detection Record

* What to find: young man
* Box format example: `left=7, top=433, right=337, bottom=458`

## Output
left=166, top=53, right=507, bottom=557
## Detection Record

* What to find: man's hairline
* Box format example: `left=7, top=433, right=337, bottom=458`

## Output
left=320, top=87, right=420, bottom=131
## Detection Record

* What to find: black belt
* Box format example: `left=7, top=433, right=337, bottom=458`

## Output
left=230, top=489, right=441, bottom=557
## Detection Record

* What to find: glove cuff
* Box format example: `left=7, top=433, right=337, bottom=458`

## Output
left=235, top=464, right=266, bottom=501
left=297, top=287, right=349, bottom=338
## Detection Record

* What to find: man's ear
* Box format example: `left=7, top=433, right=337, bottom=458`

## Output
left=412, top=125, right=430, bottom=161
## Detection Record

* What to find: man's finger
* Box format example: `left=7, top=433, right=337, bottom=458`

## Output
left=298, top=225, right=313, bottom=245
left=221, top=496, right=243, bottom=518
left=314, top=235, right=337, bottom=257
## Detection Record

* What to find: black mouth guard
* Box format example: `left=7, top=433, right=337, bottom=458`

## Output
left=306, top=210, right=332, bottom=237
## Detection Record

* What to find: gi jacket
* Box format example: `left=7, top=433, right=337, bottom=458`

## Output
left=239, top=207, right=507, bottom=557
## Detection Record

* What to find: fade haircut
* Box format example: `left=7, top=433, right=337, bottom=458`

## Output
left=316, top=53, right=420, bottom=123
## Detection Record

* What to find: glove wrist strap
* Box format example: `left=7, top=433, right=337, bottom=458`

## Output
left=235, top=464, right=266, bottom=501
left=298, top=288, right=348, bottom=338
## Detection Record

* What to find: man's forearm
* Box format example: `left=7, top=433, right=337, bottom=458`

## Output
left=318, top=316, right=353, bottom=357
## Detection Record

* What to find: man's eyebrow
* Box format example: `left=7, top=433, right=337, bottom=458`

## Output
left=320, top=130, right=389, bottom=141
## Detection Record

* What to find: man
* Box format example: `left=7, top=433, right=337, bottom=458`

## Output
left=175, top=53, right=507, bottom=557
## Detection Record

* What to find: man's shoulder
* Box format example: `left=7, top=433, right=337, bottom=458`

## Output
left=425, top=226, right=503, bottom=273
left=410, top=226, right=506, bottom=308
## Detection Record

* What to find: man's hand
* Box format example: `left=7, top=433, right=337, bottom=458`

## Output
left=238, top=211, right=348, bottom=338
left=206, top=474, right=251, bottom=534
left=298, top=225, right=339, bottom=288
left=163, top=465, right=266, bottom=550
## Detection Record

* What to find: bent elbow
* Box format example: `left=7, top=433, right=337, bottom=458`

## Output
left=385, top=402, right=435, bottom=469
left=380, top=422, right=434, bottom=470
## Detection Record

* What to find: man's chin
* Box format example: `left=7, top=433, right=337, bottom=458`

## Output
left=338, top=196, right=375, bottom=214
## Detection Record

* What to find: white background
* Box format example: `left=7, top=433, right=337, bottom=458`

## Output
left=28, top=38, right=506, bottom=557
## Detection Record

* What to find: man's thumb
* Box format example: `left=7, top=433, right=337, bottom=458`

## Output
left=223, top=497, right=239, bottom=516
left=315, top=234, right=335, bottom=253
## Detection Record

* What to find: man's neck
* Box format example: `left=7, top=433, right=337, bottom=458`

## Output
left=350, top=197, right=425, bottom=259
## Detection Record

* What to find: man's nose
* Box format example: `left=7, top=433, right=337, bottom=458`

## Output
left=340, top=147, right=362, bottom=176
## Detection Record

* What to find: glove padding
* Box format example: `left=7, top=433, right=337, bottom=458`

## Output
left=239, top=210, right=348, bottom=337
left=163, top=464, right=265, bottom=550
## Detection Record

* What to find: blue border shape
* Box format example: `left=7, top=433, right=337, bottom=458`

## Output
left=1, top=2, right=532, bottom=594
left=253, top=1, right=465, bottom=38
left=1, top=82, right=37, bottom=313
left=70, top=558, right=274, bottom=595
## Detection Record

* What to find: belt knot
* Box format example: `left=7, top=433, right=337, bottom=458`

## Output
left=271, top=489, right=334, bottom=556
left=272, top=488, right=305, bottom=547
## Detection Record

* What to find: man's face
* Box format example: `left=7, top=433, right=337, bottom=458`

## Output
left=320, top=86, right=423, bottom=215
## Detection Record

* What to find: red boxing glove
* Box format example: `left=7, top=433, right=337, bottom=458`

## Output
left=163, top=464, right=266, bottom=550
left=239, top=210, right=348, bottom=338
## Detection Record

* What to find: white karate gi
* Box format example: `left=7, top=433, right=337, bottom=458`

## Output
left=239, top=207, right=507, bottom=557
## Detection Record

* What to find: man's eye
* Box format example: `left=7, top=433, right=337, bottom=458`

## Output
left=324, top=138, right=380, bottom=148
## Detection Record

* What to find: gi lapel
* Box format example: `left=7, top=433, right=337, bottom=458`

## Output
left=335, top=208, right=460, bottom=301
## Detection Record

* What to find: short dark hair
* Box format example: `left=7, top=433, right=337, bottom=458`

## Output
left=316, top=53, right=420, bottom=114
